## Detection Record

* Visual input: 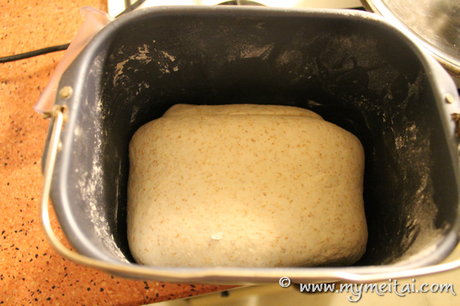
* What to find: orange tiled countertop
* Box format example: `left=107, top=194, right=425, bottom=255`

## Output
left=0, top=1, right=233, bottom=304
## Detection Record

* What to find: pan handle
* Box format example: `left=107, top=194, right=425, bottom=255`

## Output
left=40, top=105, right=460, bottom=283
left=34, top=8, right=113, bottom=114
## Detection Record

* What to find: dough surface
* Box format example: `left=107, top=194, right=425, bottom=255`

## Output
left=128, top=104, right=367, bottom=267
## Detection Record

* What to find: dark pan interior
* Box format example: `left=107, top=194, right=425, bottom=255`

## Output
left=50, top=7, right=459, bottom=269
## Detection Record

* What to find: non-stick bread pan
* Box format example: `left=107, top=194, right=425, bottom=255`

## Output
left=39, top=6, right=460, bottom=283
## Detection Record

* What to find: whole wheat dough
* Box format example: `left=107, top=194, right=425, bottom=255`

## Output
left=127, top=104, right=367, bottom=267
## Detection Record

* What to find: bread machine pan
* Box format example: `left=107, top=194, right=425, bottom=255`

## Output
left=40, top=6, right=460, bottom=283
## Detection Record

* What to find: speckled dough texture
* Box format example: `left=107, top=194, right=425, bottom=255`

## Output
left=128, top=104, right=367, bottom=267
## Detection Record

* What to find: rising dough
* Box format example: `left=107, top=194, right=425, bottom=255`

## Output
left=127, top=104, right=367, bottom=267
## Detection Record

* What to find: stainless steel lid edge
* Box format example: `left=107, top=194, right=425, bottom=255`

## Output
left=361, top=0, right=460, bottom=77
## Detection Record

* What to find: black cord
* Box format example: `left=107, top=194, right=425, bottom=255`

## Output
left=0, top=43, right=70, bottom=63
left=0, top=0, right=148, bottom=64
